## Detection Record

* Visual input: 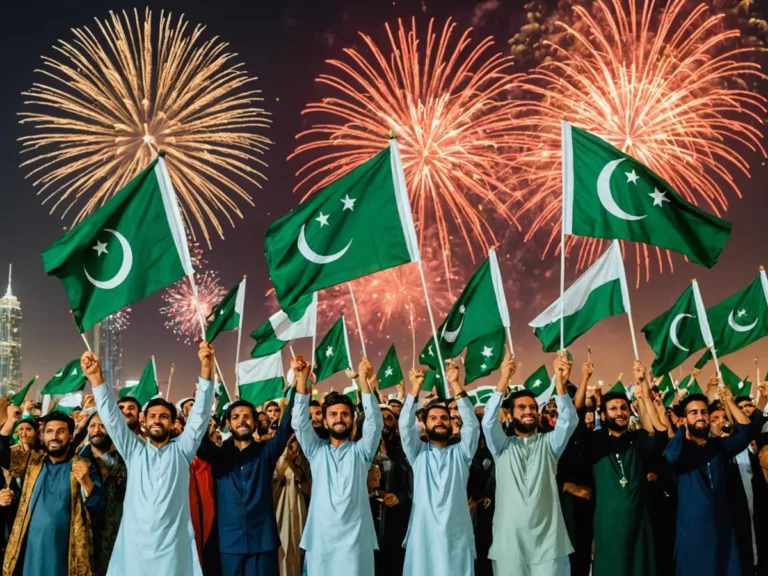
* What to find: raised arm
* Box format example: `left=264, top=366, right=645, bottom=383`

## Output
left=573, top=360, right=594, bottom=411
left=636, top=363, right=666, bottom=433
left=291, top=358, right=323, bottom=460
left=85, top=351, right=141, bottom=462
left=663, top=425, right=686, bottom=467
left=482, top=352, right=515, bottom=460
left=399, top=370, right=426, bottom=464
left=265, top=387, right=296, bottom=466
left=443, top=361, right=479, bottom=461
left=177, top=342, right=216, bottom=462
left=357, top=357, right=383, bottom=463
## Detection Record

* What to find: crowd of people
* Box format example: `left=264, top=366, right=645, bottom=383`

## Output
left=0, top=341, right=766, bottom=576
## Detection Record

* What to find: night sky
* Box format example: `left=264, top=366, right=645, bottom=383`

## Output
left=1, top=0, right=766, bottom=400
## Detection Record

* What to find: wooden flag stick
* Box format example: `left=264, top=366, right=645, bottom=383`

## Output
left=165, top=364, right=175, bottom=401
left=70, top=311, right=92, bottom=352
left=289, top=345, right=297, bottom=359
left=347, top=283, right=367, bottom=357
left=588, top=346, right=592, bottom=363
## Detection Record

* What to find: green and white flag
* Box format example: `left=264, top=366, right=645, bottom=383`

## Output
left=376, top=345, right=403, bottom=389
left=530, top=241, right=630, bottom=352
left=468, top=386, right=496, bottom=407
left=215, top=378, right=231, bottom=417
left=42, top=156, right=194, bottom=332
left=720, top=363, right=752, bottom=397
left=56, top=392, right=84, bottom=415
left=343, top=383, right=359, bottom=403
left=562, top=121, right=731, bottom=268
left=610, top=380, right=627, bottom=395
left=314, top=317, right=353, bottom=383
left=41, top=359, right=87, bottom=396
left=206, top=278, right=246, bottom=343
left=420, top=249, right=510, bottom=369
left=679, top=374, right=703, bottom=396
left=696, top=271, right=768, bottom=367
left=265, top=140, right=420, bottom=308
left=642, top=281, right=714, bottom=375
left=120, top=357, right=159, bottom=407
left=657, top=375, right=676, bottom=407
left=12, top=376, right=37, bottom=407
left=238, top=353, right=285, bottom=407
left=464, top=328, right=506, bottom=385
left=250, top=293, right=317, bottom=358
left=422, top=370, right=445, bottom=399
left=523, top=365, right=555, bottom=406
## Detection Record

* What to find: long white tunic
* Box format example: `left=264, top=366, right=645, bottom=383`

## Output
left=292, top=392, right=382, bottom=576
left=400, top=395, right=479, bottom=576
left=94, top=377, right=214, bottom=576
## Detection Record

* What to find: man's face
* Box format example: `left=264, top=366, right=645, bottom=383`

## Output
left=425, top=407, right=451, bottom=441
left=257, top=413, right=271, bottom=435
left=603, top=399, right=631, bottom=433
left=448, top=400, right=462, bottom=431
left=173, top=419, right=184, bottom=435
left=685, top=401, right=711, bottom=439
left=181, top=400, right=194, bottom=417
left=266, top=404, right=281, bottom=423
left=539, top=400, right=558, bottom=431
left=737, top=399, right=756, bottom=418
left=118, top=400, right=140, bottom=429
left=382, top=409, right=397, bottom=437
left=309, top=405, right=323, bottom=429
left=43, top=420, right=72, bottom=458
left=387, top=402, right=402, bottom=416
left=87, top=414, right=112, bottom=451
left=16, top=422, right=36, bottom=447
left=513, top=397, right=539, bottom=434
left=709, top=409, right=727, bottom=436
left=146, top=406, right=173, bottom=443
left=324, top=403, right=353, bottom=440
left=228, top=407, right=255, bottom=441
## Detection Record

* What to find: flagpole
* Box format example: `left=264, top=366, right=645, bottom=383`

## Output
left=165, top=363, right=175, bottom=401
left=489, top=248, right=515, bottom=357
left=626, top=311, right=640, bottom=361
left=755, top=357, right=759, bottom=401
left=310, top=294, right=318, bottom=375
left=235, top=276, right=246, bottom=389
left=410, top=309, right=416, bottom=369
left=418, top=261, right=450, bottom=398
left=347, top=283, right=367, bottom=357
left=70, top=311, right=93, bottom=352
left=559, top=123, right=567, bottom=355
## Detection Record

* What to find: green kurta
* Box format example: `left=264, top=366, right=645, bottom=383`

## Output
left=591, top=430, right=662, bottom=576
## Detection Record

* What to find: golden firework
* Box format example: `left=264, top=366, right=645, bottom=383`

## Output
left=19, top=8, right=272, bottom=245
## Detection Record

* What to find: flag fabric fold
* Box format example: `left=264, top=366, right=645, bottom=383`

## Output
left=206, top=278, right=246, bottom=343
left=313, top=317, right=353, bottom=383
left=464, top=329, right=506, bottom=384
left=238, top=353, right=285, bottom=407
left=250, top=293, right=317, bottom=358
left=376, top=344, right=404, bottom=389
left=119, top=357, right=159, bottom=407
left=12, top=377, right=37, bottom=407
left=41, top=359, right=87, bottom=396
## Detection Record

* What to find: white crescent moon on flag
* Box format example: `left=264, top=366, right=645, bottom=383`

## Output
left=84, top=229, right=133, bottom=290
left=597, top=159, right=647, bottom=221
left=670, top=313, right=694, bottom=352
left=441, top=306, right=466, bottom=343
left=297, top=224, right=352, bottom=265
left=728, top=310, right=757, bottom=333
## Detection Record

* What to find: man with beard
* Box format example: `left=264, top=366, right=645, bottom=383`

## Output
left=308, top=400, right=328, bottom=439
left=665, top=389, right=754, bottom=576
left=87, top=341, right=215, bottom=575
left=117, top=396, right=142, bottom=437
left=80, top=410, right=127, bottom=576
left=256, top=412, right=273, bottom=441
left=292, top=356, right=383, bottom=575
left=482, top=353, right=577, bottom=576
left=196, top=391, right=294, bottom=576
left=0, top=407, right=105, bottom=576
left=399, top=362, right=479, bottom=575
left=447, top=397, right=463, bottom=438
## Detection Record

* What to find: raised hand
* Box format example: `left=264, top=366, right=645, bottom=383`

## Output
left=632, top=361, right=647, bottom=383
left=582, top=361, right=595, bottom=380
left=198, top=341, right=214, bottom=381
left=81, top=352, right=104, bottom=386
left=498, top=350, right=516, bottom=391
left=71, top=460, right=94, bottom=494
left=409, top=369, right=425, bottom=397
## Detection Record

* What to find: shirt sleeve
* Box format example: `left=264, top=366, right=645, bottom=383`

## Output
left=291, top=393, right=322, bottom=460
left=82, top=458, right=106, bottom=513
left=457, top=397, right=480, bottom=462
left=93, top=382, right=141, bottom=463
left=720, top=421, right=753, bottom=459
left=399, top=395, right=425, bottom=464
left=266, top=390, right=296, bottom=466
left=481, top=391, right=509, bottom=460
left=177, top=377, right=215, bottom=463
left=547, top=393, right=578, bottom=460
left=358, top=393, right=383, bottom=464
left=663, top=425, right=686, bottom=467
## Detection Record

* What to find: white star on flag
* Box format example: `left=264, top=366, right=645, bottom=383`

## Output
left=316, top=212, right=330, bottom=227
left=737, top=309, right=747, bottom=317
left=340, top=194, right=357, bottom=211
left=625, top=170, right=639, bottom=185
left=533, top=379, right=542, bottom=387
left=738, top=381, right=744, bottom=389
left=71, top=369, right=78, bottom=376
left=384, top=366, right=393, bottom=377
left=481, top=363, right=487, bottom=370
left=325, top=346, right=334, bottom=357
left=92, top=240, right=109, bottom=256
left=481, top=346, right=493, bottom=358
left=428, top=346, right=434, bottom=357
left=649, top=188, right=670, bottom=207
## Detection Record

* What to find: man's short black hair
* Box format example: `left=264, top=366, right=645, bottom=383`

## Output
left=309, top=399, right=321, bottom=409
left=387, top=398, right=403, bottom=408
left=144, top=398, right=177, bottom=422
left=117, top=396, right=141, bottom=412
left=708, top=400, right=725, bottom=414
left=322, top=393, right=355, bottom=419
left=735, top=396, right=753, bottom=405
left=680, top=393, right=709, bottom=414
left=225, top=400, right=256, bottom=422
left=41, top=411, right=75, bottom=435
left=423, top=398, right=450, bottom=420
left=507, top=389, right=537, bottom=409
left=600, top=392, right=630, bottom=414
left=265, top=401, right=280, bottom=410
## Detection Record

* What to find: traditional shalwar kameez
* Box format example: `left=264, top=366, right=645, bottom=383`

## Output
left=94, top=376, right=214, bottom=576
left=399, top=395, right=479, bottom=576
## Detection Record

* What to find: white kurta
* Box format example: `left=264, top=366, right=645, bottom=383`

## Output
left=400, top=395, right=479, bottom=576
left=292, top=392, right=382, bottom=576
left=94, top=376, right=214, bottom=576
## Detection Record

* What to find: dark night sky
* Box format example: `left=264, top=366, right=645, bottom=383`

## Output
left=1, top=0, right=766, bottom=400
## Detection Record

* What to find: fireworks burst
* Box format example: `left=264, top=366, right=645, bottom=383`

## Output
left=161, top=271, right=227, bottom=345
left=290, top=18, right=521, bottom=276
left=19, top=8, right=271, bottom=246
left=506, top=0, right=767, bottom=284
left=107, top=308, right=132, bottom=333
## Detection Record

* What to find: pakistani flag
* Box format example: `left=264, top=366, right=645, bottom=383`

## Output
left=119, top=357, right=159, bottom=407
left=422, top=371, right=444, bottom=399
left=238, top=353, right=285, bottom=407
left=215, top=379, right=231, bottom=417
left=656, top=375, right=676, bottom=407
left=41, top=359, right=87, bottom=396
left=530, top=241, right=630, bottom=352
left=12, top=376, right=37, bottom=407
left=376, top=345, right=403, bottom=389
left=42, top=156, right=194, bottom=332
left=420, top=249, right=510, bottom=368
left=251, top=293, right=317, bottom=358
left=610, top=381, right=627, bottom=394
left=314, top=317, right=353, bottom=383
left=562, top=121, right=731, bottom=268
left=56, top=392, right=84, bottom=415
left=343, top=384, right=359, bottom=403
left=206, top=278, right=246, bottom=343
left=642, top=281, right=714, bottom=375
left=265, top=140, right=420, bottom=308
left=464, top=328, right=506, bottom=385
left=523, top=366, right=555, bottom=406
left=696, top=271, right=768, bottom=367
left=468, top=386, right=496, bottom=407
left=720, top=363, right=752, bottom=397
left=679, top=374, right=703, bottom=396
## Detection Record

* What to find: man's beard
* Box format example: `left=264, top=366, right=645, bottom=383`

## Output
left=328, top=423, right=351, bottom=440
left=231, top=425, right=254, bottom=441
left=513, top=417, right=538, bottom=434
left=89, top=433, right=112, bottom=451
left=604, top=415, right=629, bottom=433
left=689, top=421, right=710, bottom=439
left=45, top=440, right=69, bottom=458
left=148, top=426, right=171, bottom=443
left=426, top=425, right=451, bottom=442
left=126, top=418, right=140, bottom=431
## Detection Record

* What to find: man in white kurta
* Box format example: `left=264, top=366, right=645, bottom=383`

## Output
left=482, top=355, right=578, bottom=576
left=291, top=357, right=383, bottom=576
left=84, top=343, right=215, bottom=576
left=399, top=365, right=479, bottom=576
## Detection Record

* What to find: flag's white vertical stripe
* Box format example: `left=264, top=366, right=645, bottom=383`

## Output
left=692, top=280, right=721, bottom=380
left=155, top=157, right=194, bottom=276
left=235, top=277, right=246, bottom=388
left=151, top=356, right=158, bottom=388
left=760, top=268, right=768, bottom=307
left=341, top=315, right=353, bottom=371
left=535, top=375, right=557, bottom=408
left=235, top=278, right=246, bottom=316
left=561, top=121, right=574, bottom=234
left=489, top=249, right=511, bottom=328
left=389, top=139, right=422, bottom=263
left=612, top=240, right=640, bottom=360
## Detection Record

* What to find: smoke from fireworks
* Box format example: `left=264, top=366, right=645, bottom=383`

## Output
left=505, top=0, right=767, bottom=284
left=290, top=18, right=521, bottom=277
left=161, top=271, right=227, bottom=345
left=19, top=8, right=271, bottom=246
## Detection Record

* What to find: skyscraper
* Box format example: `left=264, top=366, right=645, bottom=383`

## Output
left=94, top=314, right=123, bottom=391
left=0, top=265, right=22, bottom=395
